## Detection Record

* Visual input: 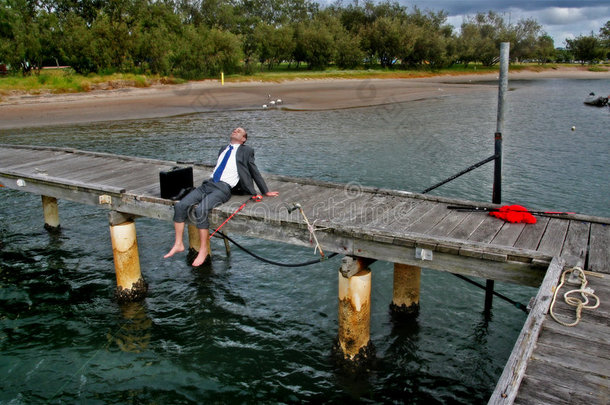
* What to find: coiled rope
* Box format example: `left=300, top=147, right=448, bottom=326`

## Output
left=214, top=230, right=338, bottom=267
left=550, top=266, right=601, bottom=327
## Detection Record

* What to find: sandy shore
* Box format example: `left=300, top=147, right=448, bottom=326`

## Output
left=0, top=66, right=608, bottom=129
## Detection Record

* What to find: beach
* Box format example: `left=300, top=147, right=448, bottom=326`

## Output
left=0, top=66, right=608, bottom=129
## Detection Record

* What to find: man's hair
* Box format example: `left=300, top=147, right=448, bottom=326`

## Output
left=243, top=131, right=248, bottom=140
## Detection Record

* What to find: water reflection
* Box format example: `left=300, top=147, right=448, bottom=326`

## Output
left=108, top=301, right=152, bottom=353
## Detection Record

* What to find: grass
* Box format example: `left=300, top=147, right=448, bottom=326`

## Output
left=0, top=69, right=183, bottom=99
left=0, top=63, right=606, bottom=101
left=226, top=63, right=502, bottom=82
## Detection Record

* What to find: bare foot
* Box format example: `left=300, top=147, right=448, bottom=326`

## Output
left=191, top=250, right=209, bottom=267
left=164, top=243, right=185, bottom=258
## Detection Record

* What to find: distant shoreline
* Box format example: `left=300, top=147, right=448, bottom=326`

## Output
left=0, top=66, right=608, bottom=130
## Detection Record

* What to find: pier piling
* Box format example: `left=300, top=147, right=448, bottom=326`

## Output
left=336, top=256, right=374, bottom=364
left=109, top=214, right=147, bottom=301
left=42, top=195, right=60, bottom=231
left=187, top=224, right=211, bottom=265
left=390, top=263, right=421, bottom=316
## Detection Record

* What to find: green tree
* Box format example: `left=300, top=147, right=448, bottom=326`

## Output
left=509, top=18, right=544, bottom=62
left=293, top=17, right=336, bottom=69
left=360, top=16, right=402, bottom=67
left=535, top=35, right=555, bottom=64
left=458, top=11, right=507, bottom=66
left=133, top=2, right=183, bottom=75
left=1, top=0, right=43, bottom=74
left=566, top=34, right=605, bottom=64
left=404, top=8, right=454, bottom=68
left=58, top=13, right=96, bottom=73
left=599, top=20, right=610, bottom=59
left=253, top=23, right=294, bottom=69
left=172, top=25, right=242, bottom=79
left=334, top=29, right=363, bottom=69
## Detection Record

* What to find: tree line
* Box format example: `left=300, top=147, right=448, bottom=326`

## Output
left=1, top=0, right=609, bottom=78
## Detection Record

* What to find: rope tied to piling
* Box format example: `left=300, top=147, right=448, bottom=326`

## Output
left=550, top=266, right=600, bottom=327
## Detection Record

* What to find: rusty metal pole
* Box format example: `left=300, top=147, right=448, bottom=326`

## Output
left=109, top=213, right=147, bottom=301
left=41, top=195, right=60, bottom=231
left=390, top=263, right=421, bottom=316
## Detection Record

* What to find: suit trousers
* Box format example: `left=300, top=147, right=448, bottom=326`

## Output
left=173, top=180, right=232, bottom=229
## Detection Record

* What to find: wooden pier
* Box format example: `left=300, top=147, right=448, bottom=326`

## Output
left=1, top=144, right=608, bottom=402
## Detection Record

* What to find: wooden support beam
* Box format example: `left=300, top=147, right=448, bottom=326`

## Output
left=390, top=263, right=421, bottom=316
left=41, top=195, right=60, bottom=231
left=109, top=215, right=147, bottom=302
left=335, top=256, right=375, bottom=364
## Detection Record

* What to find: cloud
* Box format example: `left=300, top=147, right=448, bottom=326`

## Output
left=411, top=1, right=607, bottom=16
left=406, top=1, right=610, bottom=46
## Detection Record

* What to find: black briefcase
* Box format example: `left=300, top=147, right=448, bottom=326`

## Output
left=159, top=166, right=193, bottom=200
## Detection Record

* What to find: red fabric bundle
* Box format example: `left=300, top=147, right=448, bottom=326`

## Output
left=489, top=205, right=537, bottom=224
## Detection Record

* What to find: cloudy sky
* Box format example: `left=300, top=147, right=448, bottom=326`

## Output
left=405, top=1, right=610, bottom=47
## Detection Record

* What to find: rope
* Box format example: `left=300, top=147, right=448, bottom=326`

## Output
left=550, top=266, right=600, bottom=327
left=214, top=231, right=338, bottom=267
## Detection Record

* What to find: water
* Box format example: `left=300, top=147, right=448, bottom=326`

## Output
left=1, top=78, right=608, bottom=403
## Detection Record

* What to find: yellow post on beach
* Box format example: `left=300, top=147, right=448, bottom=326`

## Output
left=221, top=71, right=224, bottom=85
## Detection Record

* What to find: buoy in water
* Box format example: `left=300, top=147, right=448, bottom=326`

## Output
left=571, top=126, right=576, bottom=131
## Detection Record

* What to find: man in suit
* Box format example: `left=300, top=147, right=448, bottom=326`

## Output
left=164, top=127, right=279, bottom=266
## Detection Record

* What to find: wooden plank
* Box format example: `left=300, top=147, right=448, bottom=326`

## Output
left=0, top=149, right=55, bottom=168
left=530, top=341, right=609, bottom=379
left=536, top=218, right=569, bottom=258
left=560, top=221, right=591, bottom=268
left=383, top=200, right=438, bottom=232
left=115, top=171, right=160, bottom=191
left=492, top=222, right=527, bottom=247
left=468, top=214, right=505, bottom=243
left=127, top=180, right=161, bottom=195
left=514, top=216, right=550, bottom=250
left=404, top=203, right=451, bottom=234
left=515, top=369, right=608, bottom=405
left=2, top=153, right=69, bottom=173
left=310, top=189, right=375, bottom=226
left=488, top=257, right=565, bottom=404
left=448, top=212, right=487, bottom=240
left=541, top=318, right=610, bottom=352
left=367, top=198, right=421, bottom=228
left=58, top=161, right=126, bottom=183
left=13, top=154, right=100, bottom=176
left=588, top=223, right=610, bottom=273
left=343, top=193, right=395, bottom=227
left=75, top=162, right=153, bottom=185
left=1, top=152, right=66, bottom=170
left=49, top=155, right=118, bottom=177
left=428, top=209, right=471, bottom=238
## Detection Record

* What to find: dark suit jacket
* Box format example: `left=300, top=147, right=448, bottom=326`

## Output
left=217, top=144, right=269, bottom=195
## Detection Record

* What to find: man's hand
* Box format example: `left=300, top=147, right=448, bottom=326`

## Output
left=265, top=191, right=279, bottom=197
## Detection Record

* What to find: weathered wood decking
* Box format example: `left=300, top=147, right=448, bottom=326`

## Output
left=1, top=144, right=608, bottom=285
left=1, top=144, right=609, bottom=403
left=489, top=257, right=609, bottom=404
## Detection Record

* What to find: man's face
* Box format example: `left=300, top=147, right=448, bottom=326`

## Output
left=230, top=127, right=247, bottom=144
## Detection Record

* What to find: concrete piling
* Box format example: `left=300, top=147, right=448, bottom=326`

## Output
left=42, top=195, right=60, bottom=231
left=109, top=215, right=147, bottom=301
left=334, top=256, right=375, bottom=365
left=187, top=224, right=211, bottom=265
left=390, top=263, right=421, bottom=316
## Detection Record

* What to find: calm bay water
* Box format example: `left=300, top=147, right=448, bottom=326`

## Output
left=1, top=78, right=608, bottom=403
